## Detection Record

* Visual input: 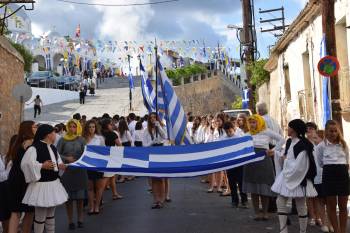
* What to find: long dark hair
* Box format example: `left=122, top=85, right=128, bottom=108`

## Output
left=118, top=119, right=129, bottom=138
left=215, top=112, right=225, bottom=136
left=192, top=116, right=201, bottom=134
left=147, top=112, right=163, bottom=140
left=6, top=121, right=35, bottom=165
left=82, top=120, right=100, bottom=140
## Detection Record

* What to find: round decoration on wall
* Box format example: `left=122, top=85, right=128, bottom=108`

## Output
left=317, top=55, right=340, bottom=77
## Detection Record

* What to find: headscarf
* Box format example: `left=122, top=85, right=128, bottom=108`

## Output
left=34, top=124, right=55, bottom=143
left=288, top=119, right=307, bottom=138
left=248, top=114, right=266, bottom=135
left=63, top=119, right=82, bottom=141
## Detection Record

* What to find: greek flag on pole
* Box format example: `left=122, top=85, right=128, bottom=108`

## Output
left=140, top=61, right=156, bottom=113
left=128, top=73, right=134, bottom=89
left=320, top=34, right=331, bottom=126
left=70, top=136, right=265, bottom=178
left=157, top=60, right=192, bottom=145
left=242, top=88, right=250, bottom=109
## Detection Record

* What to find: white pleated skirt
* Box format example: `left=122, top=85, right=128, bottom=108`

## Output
left=271, top=173, right=318, bottom=198
left=22, top=179, right=68, bottom=207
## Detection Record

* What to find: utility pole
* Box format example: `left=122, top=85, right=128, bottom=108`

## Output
left=242, top=0, right=255, bottom=111
left=321, top=0, right=343, bottom=130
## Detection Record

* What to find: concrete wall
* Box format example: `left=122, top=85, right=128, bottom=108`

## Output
left=0, top=36, right=24, bottom=155
left=174, top=73, right=240, bottom=115
left=265, top=0, right=350, bottom=142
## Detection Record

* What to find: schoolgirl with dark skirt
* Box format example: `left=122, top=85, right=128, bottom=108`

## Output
left=134, top=121, right=144, bottom=147
left=315, top=120, right=349, bottom=233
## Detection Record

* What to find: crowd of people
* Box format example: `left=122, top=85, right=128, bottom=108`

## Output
left=0, top=103, right=349, bottom=233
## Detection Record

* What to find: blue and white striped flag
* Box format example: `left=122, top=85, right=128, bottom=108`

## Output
left=70, top=136, right=265, bottom=178
left=157, top=60, right=191, bottom=145
left=140, top=60, right=156, bottom=113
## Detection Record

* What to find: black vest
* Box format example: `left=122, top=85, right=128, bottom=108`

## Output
left=32, top=141, right=59, bottom=182
left=284, top=138, right=316, bottom=187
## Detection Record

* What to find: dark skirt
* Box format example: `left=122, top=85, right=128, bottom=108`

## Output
left=134, top=141, right=143, bottom=147
left=87, top=170, right=104, bottom=181
left=89, top=88, right=95, bottom=95
left=242, top=148, right=276, bottom=197
left=0, top=181, right=10, bottom=221
left=122, top=141, right=131, bottom=147
left=314, top=184, right=325, bottom=198
left=322, top=164, right=349, bottom=196
left=7, top=164, right=34, bottom=213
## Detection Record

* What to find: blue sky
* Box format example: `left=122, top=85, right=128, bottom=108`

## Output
left=27, top=0, right=307, bottom=58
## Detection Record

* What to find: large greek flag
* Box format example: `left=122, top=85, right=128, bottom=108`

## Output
left=157, top=60, right=191, bottom=145
left=70, top=136, right=265, bottom=178
left=140, top=61, right=156, bottom=113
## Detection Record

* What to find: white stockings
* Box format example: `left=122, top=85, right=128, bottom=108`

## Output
left=34, top=207, right=56, bottom=233
left=277, top=196, right=308, bottom=233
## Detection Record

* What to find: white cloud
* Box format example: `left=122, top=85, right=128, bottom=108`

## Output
left=93, top=0, right=155, bottom=41
left=31, top=22, right=44, bottom=37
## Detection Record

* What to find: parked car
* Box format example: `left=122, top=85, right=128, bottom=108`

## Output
left=26, top=71, right=56, bottom=88
left=223, top=109, right=252, bottom=118
left=54, top=76, right=79, bottom=91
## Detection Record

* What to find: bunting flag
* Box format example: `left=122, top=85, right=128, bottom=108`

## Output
left=157, top=60, right=192, bottom=145
left=140, top=60, right=156, bottom=113
left=69, top=136, right=265, bottom=178
left=75, top=24, right=81, bottom=38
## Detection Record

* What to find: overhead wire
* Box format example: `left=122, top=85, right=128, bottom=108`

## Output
left=56, top=0, right=179, bottom=7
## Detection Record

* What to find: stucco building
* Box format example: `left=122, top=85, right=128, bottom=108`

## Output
left=262, top=0, right=350, bottom=142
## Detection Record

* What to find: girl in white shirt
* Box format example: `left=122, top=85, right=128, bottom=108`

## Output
left=82, top=120, right=106, bottom=215
left=118, top=120, right=133, bottom=147
left=142, top=112, right=167, bottom=209
left=134, top=121, right=144, bottom=147
left=243, top=114, right=285, bottom=221
left=315, top=120, right=349, bottom=233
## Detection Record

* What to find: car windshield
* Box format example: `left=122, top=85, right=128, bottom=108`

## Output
left=224, top=110, right=251, bottom=118
left=31, top=71, right=50, bottom=77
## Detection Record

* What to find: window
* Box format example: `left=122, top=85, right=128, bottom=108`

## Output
left=283, top=64, right=291, bottom=101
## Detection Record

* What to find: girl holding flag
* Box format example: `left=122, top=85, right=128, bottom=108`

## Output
left=243, top=114, right=284, bottom=220
left=142, top=112, right=167, bottom=209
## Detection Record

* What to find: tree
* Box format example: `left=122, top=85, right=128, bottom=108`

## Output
left=9, top=41, right=33, bottom=73
left=247, top=59, right=270, bottom=88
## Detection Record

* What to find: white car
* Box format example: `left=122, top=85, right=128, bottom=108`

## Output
left=223, top=109, right=252, bottom=118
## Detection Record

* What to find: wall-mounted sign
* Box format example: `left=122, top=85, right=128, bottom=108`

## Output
left=317, top=55, right=340, bottom=77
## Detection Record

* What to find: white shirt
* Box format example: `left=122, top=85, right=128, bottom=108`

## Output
left=204, top=129, right=214, bottom=143
left=279, top=138, right=310, bottom=190
left=87, top=135, right=105, bottom=146
left=142, top=121, right=148, bottom=130
left=142, top=126, right=167, bottom=147
left=186, top=122, right=193, bottom=135
left=134, top=130, right=143, bottom=142
left=128, top=120, right=137, bottom=138
left=195, top=126, right=205, bottom=144
left=315, top=140, right=349, bottom=167
left=262, top=114, right=283, bottom=145
left=251, top=129, right=285, bottom=151
left=120, top=131, right=133, bottom=144
left=21, top=142, right=63, bottom=183
left=0, top=155, right=12, bottom=182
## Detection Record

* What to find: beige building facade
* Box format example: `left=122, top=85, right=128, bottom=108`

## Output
left=263, top=0, right=350, bottom=143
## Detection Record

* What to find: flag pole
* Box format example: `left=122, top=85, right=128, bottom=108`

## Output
left=155, top=38, right=158, bottom=116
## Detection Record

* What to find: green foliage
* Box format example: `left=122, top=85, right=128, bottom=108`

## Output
left=247, top=59, right=270, bottom=88
left=165, top=64, right=208, bottom=86
left=231, top=96, right=242, bottom=109
left=9, top=41, right=33, bottom=73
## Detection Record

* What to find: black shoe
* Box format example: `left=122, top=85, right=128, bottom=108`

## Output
left=77, top=221, right=84, bottom=228
left=68, top=223, right=75, bottom=230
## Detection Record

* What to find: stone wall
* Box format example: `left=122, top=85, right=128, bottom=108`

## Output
left=174, top=73, right=240, bottom=115
left=0, top=36, right=24, bottom=155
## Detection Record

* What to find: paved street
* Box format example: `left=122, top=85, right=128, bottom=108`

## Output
left=54, top=178, right=323, bottom=233
left=24, top=77, right=145, bottom=124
